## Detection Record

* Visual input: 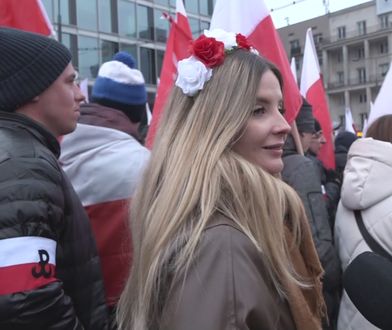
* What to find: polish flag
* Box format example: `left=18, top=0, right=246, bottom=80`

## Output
left=145, top=0, right=192, bottom=148
left=291, top=57, right=298, bottom=84
left=345, top=107, right=356, bottom=134
left=364, top=61, right=392, bottom=134
left=300, top=28, right=335, bottom=169
left=210, top=0, right=302, bottom=124
left=0, top=0, right=54, bottom=36
left=60, top=123, right=150, bottom=306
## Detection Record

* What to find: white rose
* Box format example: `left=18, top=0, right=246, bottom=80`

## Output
left=204, top=28, right=237, bottom=50
left=250, top=47, right=260, bottom=55
left=175, top=56, right=212, bottom=96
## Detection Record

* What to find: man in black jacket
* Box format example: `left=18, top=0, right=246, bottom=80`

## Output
left=0, top=27, right=109, bottom=329
left=282, top=100, right=341, bottom=330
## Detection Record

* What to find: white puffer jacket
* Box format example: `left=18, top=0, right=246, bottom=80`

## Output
left=335, top=138, right=392, bottom=330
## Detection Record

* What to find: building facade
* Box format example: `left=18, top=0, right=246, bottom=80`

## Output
left=42, top=0, right=215, bottom=106
left=278, top=0, right=392, bottom=129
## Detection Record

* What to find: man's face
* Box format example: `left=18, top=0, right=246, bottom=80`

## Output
left=300, top=132, right=314, bottom=153
left=33, top=63, right=85, bottom=137
left=309, top=130, right=326, bottom=155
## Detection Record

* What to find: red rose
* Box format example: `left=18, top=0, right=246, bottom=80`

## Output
left=191, top=35, right=225, bottom=68
left=236, top=33, right=251, bottom=50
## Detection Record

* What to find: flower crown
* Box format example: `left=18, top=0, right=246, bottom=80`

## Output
left=175, top=29, right=259, bottom=97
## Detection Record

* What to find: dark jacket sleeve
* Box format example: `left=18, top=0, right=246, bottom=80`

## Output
left=282, top=156, right=341, bottom=292
left=0, top=156, right=83, bottom=329
left=160, top=223, right=295, bottom=330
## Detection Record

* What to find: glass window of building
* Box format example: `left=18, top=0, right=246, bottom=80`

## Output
left=76, top=0, right=98, bottom=31
left=357, top=20, right=366, bottom=35
left=170, top=0, right=175, bottom=7
left=78, top=35, right=99, bottom=79
left=156, top=49, right=165, bottom=78
left=200, top=0, right=214, bottom=16
left=337, top=26, right=346, bottom=39
left=380, top=14, right=389, bottom=29
left=118, top=1, right=136, bottom=38
left=140, top=47, right=156, bottom=84
left=154, top=8, right=169, bottom=42
left=98, top=0, right=113, bottom=33
left=357, top=67, right=366, bottom=83
left=184, top=0, right=198, bottom=14
left=101, top=40, right=119, bottom=63
left=138, top=5, right=154, bottom=40
left=188, top=17, right=200, bottom=38
left=54, top=0, right=71, bottom=25
left=200, top=20, right=209, bottom=33
left=62, top=33, right=78, bottom=68
left=41, top=0, right=53, bottom=22
left=120, top=43, right=138, bottom=66
left=155, top=0, right=169, bottom=5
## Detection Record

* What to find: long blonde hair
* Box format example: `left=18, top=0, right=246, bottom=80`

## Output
left=117, top=50, right=308, bottom=329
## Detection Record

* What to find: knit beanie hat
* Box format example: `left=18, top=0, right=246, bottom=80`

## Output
left=314, top=119, right=322, bottom=133
left=296, top=98, right=315, bottom=133
left=0, top=27, right=71, bottom=112
left=91, top=51, right=147, bottom=123
left=335, top=131, right=357, bottom=150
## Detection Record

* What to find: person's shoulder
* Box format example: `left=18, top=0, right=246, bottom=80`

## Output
left=203, top=214, right=261, bottom=258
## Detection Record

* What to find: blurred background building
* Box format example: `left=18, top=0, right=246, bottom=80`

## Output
left=278, top=0, right=392, bottom=129
left=42, top=0, right=391, bottom=129
left=41, top=0, right=215, bottom=107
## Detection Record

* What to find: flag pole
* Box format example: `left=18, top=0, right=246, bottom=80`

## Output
left=57, top=0, right=62, bottom=43
left=291, top=121, right=304, bottom=155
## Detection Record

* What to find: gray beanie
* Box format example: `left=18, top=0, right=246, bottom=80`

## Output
left=0, top=27, right=71, bottom=112
left=296, top=98, right=315, bottom=133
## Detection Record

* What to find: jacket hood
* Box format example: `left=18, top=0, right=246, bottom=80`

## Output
left=341, top=138, right=392, bottom=209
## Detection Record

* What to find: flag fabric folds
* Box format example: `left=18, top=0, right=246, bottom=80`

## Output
left=0, top=0, right=54, bottom=36
left=365, top=61, right=392, bottom=134
left=145, top=0, right=192, bottom=148
left=344, top=107, right=356, bottom=134
left=210, top=0, right=302, bottom=124
left=300, top=28, right=335, bottom=169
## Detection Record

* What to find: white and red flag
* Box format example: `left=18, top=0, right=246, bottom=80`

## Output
left=364, top=61, right=392, bottom=134
left=344, top=107, right=356, bottom=134
left=145, top=0, right=192, bottom=148
left=210, top=0, right=302, bottom=124
left=300, top=28, right=335, bottom=169
left=0, top=0, right=54, bottom=36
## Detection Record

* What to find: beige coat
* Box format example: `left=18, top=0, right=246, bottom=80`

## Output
left=160, top=215, right=296, bottom=330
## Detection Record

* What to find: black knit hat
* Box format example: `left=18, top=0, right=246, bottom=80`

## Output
left=296, top=98, right=315, bottom=133
left=0, top=27, right=72, bottom=112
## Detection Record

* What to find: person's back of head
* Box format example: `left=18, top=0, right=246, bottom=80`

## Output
left=365, top=114, right=392, bottom=143
left=91, top=51, right=147, bottom=124
left=335, top=131, right=357, bottom=151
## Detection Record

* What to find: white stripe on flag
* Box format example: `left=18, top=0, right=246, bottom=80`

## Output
left=0, top=237, right=56, bottom=267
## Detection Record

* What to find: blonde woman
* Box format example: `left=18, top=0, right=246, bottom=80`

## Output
left=117, top=30, right=325, bottom=330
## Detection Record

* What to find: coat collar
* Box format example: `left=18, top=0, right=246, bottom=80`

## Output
left=0, top=111, right=60, bottom=158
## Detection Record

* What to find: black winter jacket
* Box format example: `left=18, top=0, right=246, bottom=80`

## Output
left=0, top=112, right=108, bottom=329
left=282, top=135, right=341, bottom=330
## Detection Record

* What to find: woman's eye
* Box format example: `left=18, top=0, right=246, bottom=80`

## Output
left=278, top=106, right=286, bottom=115
left=253, top=107, right=266, bottom=115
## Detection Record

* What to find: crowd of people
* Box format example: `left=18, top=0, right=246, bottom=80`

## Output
left=1, top=26, right=391, bottom=330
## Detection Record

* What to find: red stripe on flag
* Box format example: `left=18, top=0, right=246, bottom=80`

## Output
left=85, top=199, right=132, bottom=306
left=306, top=79, right=335, bottom=169
left=247, top=16, right=302, bottom=124
left=0, top=0, right=52, bottom=35
left=145, top=9, right=192, bottom=149
left=0, top=263, right=56, bottom=295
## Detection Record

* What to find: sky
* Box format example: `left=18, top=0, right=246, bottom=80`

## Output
left=264, top=0, right=373, bottom=28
